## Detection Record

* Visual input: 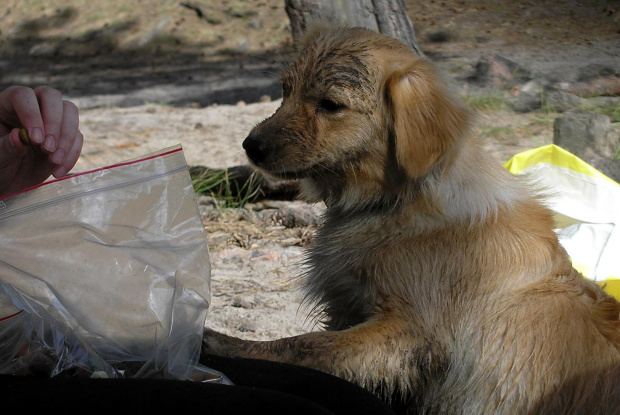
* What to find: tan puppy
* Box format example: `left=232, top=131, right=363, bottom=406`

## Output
left=202, top=27, right=620, bottom=414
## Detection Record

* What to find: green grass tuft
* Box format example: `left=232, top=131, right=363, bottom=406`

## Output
left=462, top=93, right=508, bottom=111
left=191, top=168, right=260, bottom=208
left=588, top=104, right=620, bottom=123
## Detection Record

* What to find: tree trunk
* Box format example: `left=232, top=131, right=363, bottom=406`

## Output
left=284, top=0, right=423, bottom=56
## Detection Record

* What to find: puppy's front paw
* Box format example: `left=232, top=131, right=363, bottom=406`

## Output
left=202, top=327, right=248, bottom=358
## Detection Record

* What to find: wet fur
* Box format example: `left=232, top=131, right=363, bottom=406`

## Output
left=202, top=27, right=620, bottom=414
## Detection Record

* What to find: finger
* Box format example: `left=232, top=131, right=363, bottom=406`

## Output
left=49, top=100, right=79, bottom=166
left=35, top=86, right=64, bottom=153
left=0, top=129, right=28, bottom=157
left=52, top=129, right=83, bottom=178
left=0, top=86, right=45, bottom=145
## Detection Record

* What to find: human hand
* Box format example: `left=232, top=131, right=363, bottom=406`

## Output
left=0, top=86, right=83, bottom=196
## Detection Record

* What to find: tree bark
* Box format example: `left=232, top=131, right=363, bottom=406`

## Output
left=284, top=0, right=423, bottom=56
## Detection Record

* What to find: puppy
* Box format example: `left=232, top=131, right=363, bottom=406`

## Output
left=202, top=27, right=620, bottom=414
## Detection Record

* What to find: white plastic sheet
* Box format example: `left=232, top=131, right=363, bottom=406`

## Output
left=505, top=144, right=620, bottom=301
left=0, top=145, right=217, bottom=380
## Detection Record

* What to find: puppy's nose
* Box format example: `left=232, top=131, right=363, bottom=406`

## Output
left=243, top=133, right=269, bottom=164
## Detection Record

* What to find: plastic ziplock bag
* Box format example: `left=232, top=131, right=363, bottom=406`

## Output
left=505, top=144, right=620, bottom=301
left=0, top=145, right=224, bottom=381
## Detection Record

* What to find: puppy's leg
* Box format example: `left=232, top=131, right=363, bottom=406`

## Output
left=203, top=315, right=435, bottom=396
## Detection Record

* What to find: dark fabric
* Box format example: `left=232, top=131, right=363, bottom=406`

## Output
left=203, top=355, right=398, bottom=415
left=0, top=356, right=398, bottom=415
left=0, top=374, right=334, bottom=414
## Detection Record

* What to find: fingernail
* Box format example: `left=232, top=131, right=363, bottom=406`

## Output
left=44, top=135, right=57, bottom=152
left=31, top=128, right=44, bottom=144
left=51, top=148, right=66, bottom=165
left=52, top=166, right=67, bottom=178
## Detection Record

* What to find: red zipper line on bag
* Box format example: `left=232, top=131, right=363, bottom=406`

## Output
left=0, top=309, right=24, bottom=322
left=1, top=147, right=183, bottom=201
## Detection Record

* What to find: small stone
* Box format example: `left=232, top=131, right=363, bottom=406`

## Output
left=250, top=249, right=281, bottom=262
left=198, top=195, right=215, bottom=205
left=238, top=323, right=257, bottom=333
left=232, top=296, right=254, bottom=309
left=467, top=54, right=532, bottom=89
left=257, top=201, right=324, bottom=228
left=508, top=93, right=541, bottom=113
left=426, top=30, right=456, bottom=43
left=545, top=91, right=586, bottom=113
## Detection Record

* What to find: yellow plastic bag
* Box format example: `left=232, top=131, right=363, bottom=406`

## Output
left=505, top=144, right=620, bottom=300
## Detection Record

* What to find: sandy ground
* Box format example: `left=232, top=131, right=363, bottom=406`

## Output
left=75, top=100, right=281, bottom=171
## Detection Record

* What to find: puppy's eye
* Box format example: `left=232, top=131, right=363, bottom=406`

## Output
left=317, top=99, right=345, bottom=113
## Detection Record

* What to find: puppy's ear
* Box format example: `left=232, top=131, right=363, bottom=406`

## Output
left=387, top=58, right=470, bottom=178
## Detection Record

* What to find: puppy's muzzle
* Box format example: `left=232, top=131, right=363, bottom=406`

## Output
left=243, top=132, right=271, bottom=165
